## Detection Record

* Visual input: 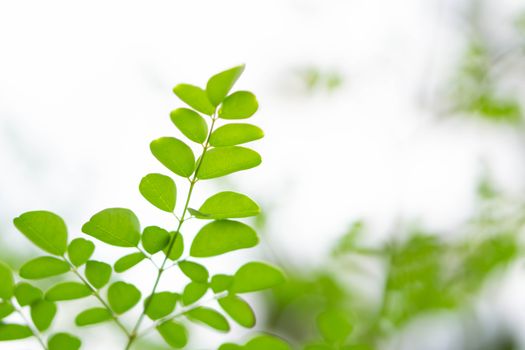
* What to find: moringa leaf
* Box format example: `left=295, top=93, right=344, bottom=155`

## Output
left=14, top=283, right=42, bottom=306
left=142, top=226, right=170, bottom=254
left=85, top=260, right=112, bottom=289
left=0, top=324, right=32, bottom=341
left=219, top=343, right=244, bottom=350
left=108, top=281, right=141, bottom=314
left=164, top=232, right=184, bottom=261
left=178, top=261, right=208, bottom=282
left=196, top=191, right=260, bottom=219
left=210, top=274, right=233, bottom=293
left=75, top=307, right=112, bottom=327
left=190, top=220, right=258, bottom=257
left=182, top=282, right=207, bottom=306
left=170, top=108, right=208, bottom=144
left=139, top=173, right=177, bottom=212
left=30, top=299, right=57, bottom=331
left=150, top=137, right=196, bottom=178
left=45, top=282, right=91, bottom=301
left=244, top=335, right=291, bottom=350
left=219, top=91, right=258, bottom=119
left=230, top=262, right=285, bottom=293
left=209, top=123, right=264, bottom=147
left=157, top=320, right=187, bottom=348
left=218, top=294, right=255, bottom=328
left=173, top=84, right=215, bottom=116
left=0, top=261, right=14, bottom=299
left=114, top=252, right=145, bottom=273
left=48, top=333, right=81, bottom=350
left=82, top=208, right=140, bottom=247
left=317, top=310, right=353, bottom=343
left=186, top=307, right=230, bottom=332
left=145, top=292, right=178, bottom=320
left=0, top=302, right=14, bottom=319
left=19, top=256, right=70, bottom=280
left=206, top=64, right=245, bottom=106
left=13, top=211, right=68, bottom=255
left=67, top=238, right=95, bottom=267
left=197, top=146, right=261, bottom=180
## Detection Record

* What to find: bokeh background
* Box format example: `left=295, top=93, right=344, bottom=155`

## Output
left=3, top=0, right=525, bottom=349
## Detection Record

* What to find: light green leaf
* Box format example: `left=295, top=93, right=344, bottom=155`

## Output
left=173, top=84, right=215, bottom=116
left=85, top=260, right=112, bottom=289
left=304, top=345, right=334, bottom=350
left=0, top=324, right=32, bottom=341
left=245, top=335, right=291, bottom=350
left=317, top=310, right=353, bottom=343
left=48, top=333, right=81, bottom=350
left=230, top=262, right=285, bottom=293
left=210, top=274, right=233, bottom=293
left=19, top=256, right=70, bottom=280
left=114, top=252, right=145, bottom=273
left=150, top=137, right=196, bottom=178
left=45, top=282, right=91, bottom=301
left=30, top=300, right=57, bottom=331
left=75, top=307, right=112, bottom=327
left=68, top=238, right=95, bottom=267
left=206, top=64, right=245, bottom=106
left=219, top=343, right=244, bottom=350
left=157, top=321, right=187, bottom=348
left=182, top=282, right=207, bottom=306
left=82, top=208, right=140, bottom=247
left=139, top=173, right=177, bottom=212
left=164, top=231, right=184, bottom=260
left=142, top=226, right=170, bottom=255
left=108, top=281, right=141, bottom=314
left=190, top=220, right=258, bottom=258
left=179, top=261, right=208, bottom=282
left=0, top=302, right=14, bottom=319
left=196, top=191, right=260, bottom=219
left=209, top=123, right=264, bottom=147
left=13, top=211, right=68, bottom=255
left=218, top=295, right=255, bottom=328
left=186, top=307, right=230, bottom=332
left=145, top=292, right=178, bottom=320
left=0, top=261, right=14, bottom=299
left=219, top=91, right=258, bottom=119
left=14, top=283, right=42, bottom=306
left=197, top=146, right=261, bottom=180
left=170, top=108, right=208, bottom=144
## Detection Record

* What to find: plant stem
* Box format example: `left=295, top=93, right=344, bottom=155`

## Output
left=125, top=115, right=218, bottom=350
left=12, top=301, right=48, bottom=350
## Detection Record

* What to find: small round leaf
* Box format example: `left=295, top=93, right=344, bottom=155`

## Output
left=142, top=226, right=170, bottom=254
left=114, top=252, right=145, bottom=273
left=139, top=173, right=177, bottom=212
left=157, top=321, right=187, bottom=348
left=150, top=137, right=196, bottom=178
left=68, top=238, right=95, bottom=267
left=206, top=64, right=245, bottom=106
left=30, top=300, right=57, bottom=331
left=173, top=84, right=215, bottom=116
left=218, top=295, right=255, bottom=328
left=170, top=108, right=208, bottom=144
left=219, top=91, right=258, bottom=119
left=197, top=146, right=261, bottom=180
left=82, top=208, right=140, bottom=247
left=108, top=281, right=141, bottom=314
left=45, top=282, right=91, bottom=301
left=230, top=262, right=285, bottom=293
left=197, top=191, right=260, bottom=219
left=85, top=260, right=112, bottom=289
left=48, top=333, right=81, bottom=350
left=13, top=211, right=68, bottom=255
left=209, top=123, right=264, bottom=147
left=19, top=256, right=70, bottom=280
left=75, top=307, right=112, bottom=327
left=186, top=307, right=230, bottom=332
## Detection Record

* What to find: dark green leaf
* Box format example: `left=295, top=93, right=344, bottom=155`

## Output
left=186, top=307, right=230, bottom=332
left=218, top=295, right=255, bottom=328
left=68, top=238, right=95, bottom=267
left=48, top=333, right=81, bottom=350
left=0, top=261, right=14, bottom=299
left=179, top=261, right=208, bottom=282
left=45, top=282, right=91, bottom=301
left=219, top=91, right=258, bottom=119
left=19, top=256, right=70, bottom=279
left=75, top=307, right=112, bottom=326
left=206, top=64, right=245, bottom=106
left=14, top=283, right=42, bottom=306
left=198, top=146, right=261, bottom=180
left=170, top=108, right=208, bottom=144
left=114, top=252, right=145, bottom=273
left=0, top=324, right=32, bottom=340
left=108, top=281, right=141, bottom=314
left=13, top=211, right=67, bottom=255
left=209, top=123, right=264, bottom=147
left=142, top=226, right=170, bottom=254
left=182, top=282, right=207, bottom=306
left=82, top=208, right=140, bottom=247
left=164, top=231, right=184, bottom=261
left=145, top=292, right=178, bottom=320
left=245, top=335, right=291, bottom=350
left=85, top=260, right=112, bottom=289
left=173, top=83, right=215, bottom=116
left=190, top=220, right=258, bottom=257
left=157, top=321, right=187, bottom=348
left=30, top=300, right=57, bottom=331
left=317, top=310, right=353, bottom=343
left=139, top=173, right=177, bottom=212
left=196, top=191, right=260, bottom=219
left=150, top=137, right=196, bottom=178
left=0, top=302, right=14, bottom=319
left=210, top=274, right=233, bottom=293
left=230, top=262, right=285, bottom=293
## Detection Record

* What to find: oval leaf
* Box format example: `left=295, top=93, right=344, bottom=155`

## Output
left=108, top=281, right=141, bottom=314
left=157, top=321, right=187, bottom=348
left=48, top=333, right=81, bottom=350
left=170, top=108, right=208, bottom=144
left=19, top=256, right=70, bottom=280
left=0, top=324, right=32, bottom=340
left=218, top=295, right=255, bottom=328
left=114, top=252, right=145, bottom=273
left=178, top=261, right=208, bottom=282
left=197, top=191, right=260, bottom=219
left=0, top=261, right=14, bottom=299
left=209, top=123, right=264, bottom=147
left=13, top=211, right=68, bottom=255
left=68, top=238, right=95, bottom=267
left=317, top=310, right=353, bottom=343
left=142, top=226, right=170, bottom=254
left=197, top=146, right=261, bottom=180
left=75, top=307, right=112, bottom=327
left=173, top=83, right=215, bottom=116
left=219, top=91, right=258, bottom=119
left=206, top=64, right=245, bottom=106
left=30, top=300, right=57, bottom=331
left=186, top=307, right=230, bottom=332
left=85, top=260, right=112, bottom=289
left=150, top=137, right=196, bottom=178
left=245, top=335, right=291, bottom=350
left=164, top=231, right=184, bottom=261
left=210, top=274, right=233, bottom=294
left=145, top=292, right=178, bottom=320
left=14, top=283, right=42, bottom=306
left=139, top=173, right=177, bottom=212
left=182, top=282, right=207, bottom=306
left=230, top=262, right=285, bottom=293
left=82, top=208, right=140, bottom=247
left=0, top=302, right=14, bottom=319
left=45, top=282, right=91, bottom=301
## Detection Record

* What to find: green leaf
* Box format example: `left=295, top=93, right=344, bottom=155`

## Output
left=75, top=307, right=112, bottom=326
left=85, top=260, right=112, bottom=289
left=317, top=310, right=353, bottom=343
left=170, top=108, right=208, bottom=143
left=182, top=282, right=207, bottom=306
left=218, top=295, right=255, bottom=328
left=13, top=211, right=68, bottom=255
left=190, top=220, right=258, bottom=257
left=245, top=335, right=291, bottom=350
left=19, top=256, right=70, bottom=279
left=0, top=261, right=14, bottom=299
left=157, top=321, right=187, bottom=348
left=142, top=226, right=170, bottom=254
left=186, top=307, right=230, bottom=332
left=219, top=343, right=244, bottom=350
left=68, top=238, right=95, bottom=267
left=210, top=274, right=233, bottom=293
left=230, top=262, right=285, bottom=293
left=45, top=282, right=91, bottom=301
left=197, top=146, right=261, bottom=180
left=48, top=333, right=81, bottom=350
left=0, top=302, right=14, bottom=319
left=145, top=292, right=178, bottom=320
left=14, top=283, right=42, bottom=306
left=150, top=137, right=196, bottom=178
left=0, top=324, right=32, bottom=340
left=179, top=261, right=208, bottom=282
left=304, top=345, right=334, bottom=350
left=139, top=173, right=177, bottom=212
left=219, top=91, right=258, bottom=119
left=206, top=64, right=245, bottom=106
left=114, top=252, right=145, bottom=273
left=209, top=123, right=264, bottom=147
left=30, top=299, right=57, bottom=331
left=82, top=208, right=140, bottom=247
left=108, top=281, right=141, bottom=314
left=164, top=231, right=184, bottom=260
left=173, top=83, right=215, bottom=116
left=196, top=191, right=260, bottom=219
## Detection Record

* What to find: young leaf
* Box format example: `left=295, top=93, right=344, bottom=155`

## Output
left=85, top=260, right=112, bottom=289
left=114, top=252, right=145, bottom=273
left=150, top=137, right=196, bottom=178
left=190, top=220, right=258, bottom=257
left=178, top=261, right=209, bottom=282
left=30, top=299, right=57, bottom=331
left=173, top=84, right=215, bottom=116
left=0, top=324, right=32, bottom=341
left=19, top=256, right=70, bottom=279
left=0, top=261, right=14, bottom=299
left=108, top=281, right=141, bottom=314
left=164, top=232, right=184, bottom=261
left=210, top=274, right=233, bottom=293
left=186, top=307, right=230, bottom=332
left=13, top=211, right=68, bottom=255
left=75, top=307, right=112, bottom=326
left=14, top=283, right=42, bottom=306
left=230, top=262, right=285, bottom=293
left=139, top=173, right=177, bottom=212
left=219, top=91, right=258, bottom=119
left=142, top=226, right=170, bottom=254
left=45, top=282, right=91, bottom=301
left=317, top=310, right=353, bottom=343
left=82, top=208, right=140, bottom=247
left=197, top=146, right=261, bottom=180
left=145, top=292, right=178, bottom=320
left=196, top=191, right=260, bottom=219
left=209, top=123, right=264, bottom=147
left=218, top=294, right=255, bottom=328
left=219, top=343, right=244, bottom=350
left=244, top=335, right=291, bottom=350
left=206, top=64, right=245, bottom=106
left=48, top=333, right=81, bottom=350
left=0, top=302, right=14, bottom=319
left=157, top=320, right=187, bottom=348
left=170, top=108, right=208, bottom=144
left=68, top=238, right=95, bottom=267
left=182, top=282, right=208, bottom=306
